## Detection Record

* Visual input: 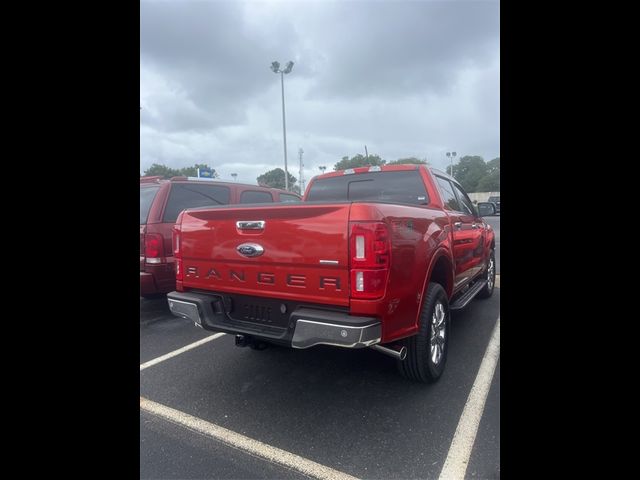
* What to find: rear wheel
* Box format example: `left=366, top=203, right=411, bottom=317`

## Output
left=477, top=249, right=496, bottom=299
left=398, top=282, right=450, bottom=383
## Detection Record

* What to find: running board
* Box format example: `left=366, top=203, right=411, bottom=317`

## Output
left=450, top=280, right=487, bottom=310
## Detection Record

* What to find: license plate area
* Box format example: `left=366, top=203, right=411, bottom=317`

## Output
left=226, top=294, right=291, bottom=329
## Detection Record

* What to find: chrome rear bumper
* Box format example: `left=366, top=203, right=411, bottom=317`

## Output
left=291, top=319, right=380, bottom=349
left=167, top=291, right=381, bottom=349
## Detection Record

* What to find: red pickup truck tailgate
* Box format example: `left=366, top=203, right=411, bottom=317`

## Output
left=179, top=203, right=351, bottom=307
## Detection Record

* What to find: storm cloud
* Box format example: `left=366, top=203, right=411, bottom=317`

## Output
left=140, top=0, right=500, bottom=185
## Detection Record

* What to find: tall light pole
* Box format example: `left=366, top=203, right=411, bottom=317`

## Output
left=319, top=166, right=326, bottom=174
left=452, top=151, right=457, bottom=178
left=446, top=151, right=457, bottom=178
left=298, top=148, right=305, bottom=193
left=271, top=60, right=294, bottom=191
left=231, top=173, right=237, bottom=182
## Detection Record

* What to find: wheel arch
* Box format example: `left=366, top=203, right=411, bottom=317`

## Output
left=425, top=249, right=454, bottom=298
left=414, top=249, right=454, bottom=329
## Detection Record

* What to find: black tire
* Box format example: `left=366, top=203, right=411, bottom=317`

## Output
left=477, top=249, right=496, bottom=299
left=397, top=282, right=450, bottom=383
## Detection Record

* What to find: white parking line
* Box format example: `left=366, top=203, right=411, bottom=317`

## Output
left=140, top=396, right=359, bottom=480
left=439, top=316, right=500, bottom=480
left=140, top=333, right=226, bottom=371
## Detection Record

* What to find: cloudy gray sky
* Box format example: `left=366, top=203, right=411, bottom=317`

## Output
left=140, top=0, right=499, bottom=186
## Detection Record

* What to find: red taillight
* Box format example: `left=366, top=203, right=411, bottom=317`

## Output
left=173, top=225, right=183, bottom=282
left=144, top=233, right=163, bottom=263
left=349, top=222, right=390, bottom=299
left=172, top=229, right=181, bottom=258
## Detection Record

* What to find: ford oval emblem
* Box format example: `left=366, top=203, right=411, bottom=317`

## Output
left=237, top=243, right=264, bottom=258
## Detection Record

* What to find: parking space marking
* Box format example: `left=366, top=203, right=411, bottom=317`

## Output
left=140, top=333, right=226, bottom=371
left=495, top=274, right=500, bottom=288
left=140, top=396, right=359, bottom=480
left=439, top=316, right=500, bottom=480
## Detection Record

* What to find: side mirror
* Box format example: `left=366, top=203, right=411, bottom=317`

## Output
left=477, top=202, right=496, bottom=217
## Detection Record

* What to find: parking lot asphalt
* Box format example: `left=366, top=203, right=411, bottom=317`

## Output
left=140, top=216, right=500, bottom=479
left=141, top=411, right=308, bottom=479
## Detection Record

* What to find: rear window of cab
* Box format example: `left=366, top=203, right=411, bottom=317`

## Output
left=163, top=183, right=231, bottom=222
left=306, top=170, right=429, bottom=205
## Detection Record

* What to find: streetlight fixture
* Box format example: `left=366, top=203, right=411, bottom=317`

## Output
left=271, top=60, right=295, bottom=191
left=319, top=166, right=326, bottom=174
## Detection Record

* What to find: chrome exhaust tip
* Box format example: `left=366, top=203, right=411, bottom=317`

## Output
left=371, top=344, right=407, bottom=361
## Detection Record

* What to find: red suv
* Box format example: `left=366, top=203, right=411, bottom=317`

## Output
left=140, top=176, right=301, bottom=298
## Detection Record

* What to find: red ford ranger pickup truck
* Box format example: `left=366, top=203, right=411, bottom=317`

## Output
left=167, top=165, right=496, bottom=382
left=140, top=176, right=301, bottom=298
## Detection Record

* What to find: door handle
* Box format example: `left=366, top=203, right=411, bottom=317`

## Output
left=453, top=222, right=462, bottom=230
left=471, top=223, right=479, bottom=229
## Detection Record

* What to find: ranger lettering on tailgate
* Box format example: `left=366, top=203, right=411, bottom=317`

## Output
left=184, top=265, right=341, bottom=291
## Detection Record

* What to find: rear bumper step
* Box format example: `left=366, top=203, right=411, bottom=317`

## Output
left=167, top=291, right=381, bottom=349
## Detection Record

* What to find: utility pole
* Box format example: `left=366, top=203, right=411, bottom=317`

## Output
left=364, top=145, right=369, bottom=159
left=298, top=148, right=305, bottom=194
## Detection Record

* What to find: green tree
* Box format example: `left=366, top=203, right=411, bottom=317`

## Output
left=143, top=163, right=182, bottom=178
left=448, top=156, right=488, bottom=193
left=476, top=170, right=500, bottom=191
left=333, top=154, right=385, bottom=171
left=387, top=157, right=428, bottom=165
left=477, top=157, right=500, bottom=191
left=143, top=163, right=219, bottom=179
left=257, top=168, right=297, bottom=190
left=486, top=157, right=500, bottom=174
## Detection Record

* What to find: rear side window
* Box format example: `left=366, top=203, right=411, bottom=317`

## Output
left=279, top=193, right=301, bottom=203
left=240, top=190, right=274, bottom=204
left=451, top=182, right=476, bottom=216
left=306, top=171, right=429, bottom=205
left=140, top=185, right=160, bottom=225
left=163, top=183, right=231, bottom=222
left=435, top=176, right=460, bottom=211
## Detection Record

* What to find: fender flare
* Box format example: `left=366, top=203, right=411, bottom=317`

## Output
left=414, top=247, right=454, bottom=328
